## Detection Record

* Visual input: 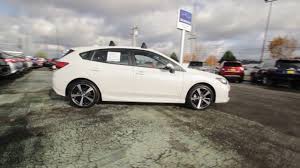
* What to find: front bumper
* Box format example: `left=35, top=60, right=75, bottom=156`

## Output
left=215, top=83, right=230, bottom=103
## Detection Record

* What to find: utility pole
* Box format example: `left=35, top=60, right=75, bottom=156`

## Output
left=131, top=26, right=138, bottom=47
left=188, top=1, right=198, bottom=61
left=260, top=0, right=277, bottom=62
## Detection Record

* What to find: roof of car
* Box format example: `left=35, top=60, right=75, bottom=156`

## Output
left=71, top=46, right=155, bottom=52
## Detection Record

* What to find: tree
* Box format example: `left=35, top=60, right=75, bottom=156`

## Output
left=170, top=52, right=179, bottom=62
left=268, top=36, right=297, bottom=59
left=205, top=55, right=218, bottom=66
left=183, top=53, right=197, bottom=63
left=219, top=51, right=236, bottom=63
left=35, top=51, right=48, bottom=58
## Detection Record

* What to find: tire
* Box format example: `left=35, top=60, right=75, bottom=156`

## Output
left=67, top=80, right=100, bottom=108
left=250, top=75, right=256, bottom=84
left=238, top=78, right=243, bottom=83
left=288, top=81, right=298, bottom=89
left=186, top=84, right=215, bottom=110
left=262, top=76, right=274, bottom=86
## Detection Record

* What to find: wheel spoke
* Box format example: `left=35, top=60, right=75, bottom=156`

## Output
left=196, top=88, right=201, bottom=95
left=79, top=96, right=84, bottom=106
left=203, top=98, right=210, bottom=105
left=71, top=94, right=82, bottom=98
left=197, top=98, right=202, bottom=109
left=84, top=96, right=94, bottom=103
left=203, top=90, right=211, bottom=97
left=77, top=85, right=83, bottom=94
left=85, top=87, right=93, bottom=94
left=191, top=96, right=200, bottom=101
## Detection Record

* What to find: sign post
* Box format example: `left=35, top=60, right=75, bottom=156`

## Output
left=177, top=9, right=192, bottom=64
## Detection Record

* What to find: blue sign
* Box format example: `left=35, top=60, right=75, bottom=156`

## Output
left=179, top=9, right=192, bottom=25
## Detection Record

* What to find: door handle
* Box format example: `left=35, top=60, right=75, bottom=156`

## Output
left=90, top=67, right=101, bottom=72
left=136, top=71, right=145, bottom=75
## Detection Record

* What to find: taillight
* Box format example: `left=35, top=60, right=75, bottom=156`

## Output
left=240, top=67, right=244, bottom=71
left=55, top=61, right=69, bottom=69
left=4, top=58, right=16, bottom=63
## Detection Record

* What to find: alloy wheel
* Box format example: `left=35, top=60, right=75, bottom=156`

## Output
left=71, top=84, right=96, bottom=107
left=190, top=87, right=212, bottom=109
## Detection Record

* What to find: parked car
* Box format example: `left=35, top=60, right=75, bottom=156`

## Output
left=188, top=61, right=203, bottom=70
left=243, top=63, right=261, bottom=81
left=16, top=55, right=32, bottom=71
left=52, top=46, right=230, bottom=110
left=218, top=61, right=244, bottom=83
left=0, top=51, right=27, bottom=76
left=25, top=56, right=33, bottom=69
left=188, top=61, right=217, bottom=73
left=250, top=59, right=300, bottom=88
left=0, top=52, right=18, bottom=77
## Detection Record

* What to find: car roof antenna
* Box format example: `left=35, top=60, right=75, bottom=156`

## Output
left=109, top=41, right=116, bottom=46
left=141, top=42, right=147, bottom=49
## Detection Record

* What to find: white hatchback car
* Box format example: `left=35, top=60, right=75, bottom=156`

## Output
left=52, top=46, right=230, bottom=110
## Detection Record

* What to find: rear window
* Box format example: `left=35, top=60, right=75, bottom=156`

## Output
left=91, top=49, right=130, bottom=65
left=224, top=62, right=242, bottom=67
left=79, top=51, right=93, bottom=60
left=61, top=49, right=74, bottom=58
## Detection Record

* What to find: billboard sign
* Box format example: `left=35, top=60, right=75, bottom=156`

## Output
left=177, top=9, right=192, bottom=32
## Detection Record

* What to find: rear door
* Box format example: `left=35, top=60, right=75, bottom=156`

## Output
left=86, top=48, right=135, bottom=101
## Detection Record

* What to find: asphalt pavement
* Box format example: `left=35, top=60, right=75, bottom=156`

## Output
left=0, top=69, right=299, bottom=168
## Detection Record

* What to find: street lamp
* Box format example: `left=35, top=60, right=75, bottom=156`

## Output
left=260, top=0, right=278, bottom=62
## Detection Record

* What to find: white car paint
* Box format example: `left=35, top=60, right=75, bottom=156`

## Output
left=52, top=46, right=230, bottom=105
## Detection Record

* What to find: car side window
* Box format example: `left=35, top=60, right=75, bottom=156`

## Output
left=133, top=50, right=182, bottom=71
left=91, top=49, right=129, bottom=65
left=79, top=51, right=93, bottom=60
left=134, top=51, right=164, bottom=69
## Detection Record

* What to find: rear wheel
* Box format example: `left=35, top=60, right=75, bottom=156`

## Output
left=186, top=84, right=214, bottom=110
left=68, top=80, right=100, bottom=108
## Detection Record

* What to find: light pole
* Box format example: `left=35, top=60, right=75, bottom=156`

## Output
left=260, top=0, right=277, bottom=62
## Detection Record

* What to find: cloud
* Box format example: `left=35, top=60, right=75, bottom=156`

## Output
left=0, top=0, right=299, bottom=59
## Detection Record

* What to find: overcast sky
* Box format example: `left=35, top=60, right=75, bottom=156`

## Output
left=0, top=0, right=299, bottom=59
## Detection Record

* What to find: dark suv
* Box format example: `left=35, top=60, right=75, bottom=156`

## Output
left=250, top=59, right=300, bottom=88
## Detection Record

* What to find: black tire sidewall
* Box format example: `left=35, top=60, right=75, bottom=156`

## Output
left=68, top=80, right=100, bottom=108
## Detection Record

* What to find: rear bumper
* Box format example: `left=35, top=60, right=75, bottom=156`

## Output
left=52, top=71, right=68, bottom=97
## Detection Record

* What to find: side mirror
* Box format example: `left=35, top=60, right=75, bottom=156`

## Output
left=166, top=63, right=175, bottom=73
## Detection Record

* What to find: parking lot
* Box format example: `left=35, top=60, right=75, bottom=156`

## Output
left=0, top=69, right=299, bottom=168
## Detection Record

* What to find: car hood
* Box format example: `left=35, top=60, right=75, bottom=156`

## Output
left=185, top=68, right=222, bottom=79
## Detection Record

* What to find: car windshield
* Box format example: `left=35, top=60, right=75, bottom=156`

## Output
left=224, top=62, right=242, bottom=67
left=189, top=62, right=203, bottom=67
left=276, top=60, right=300, bottom=69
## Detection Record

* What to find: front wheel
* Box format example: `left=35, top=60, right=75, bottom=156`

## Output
left=68, top=80, right=100, bottom=108
left=262, top=76, right=274, bottom=86
left=186, top=84, right=215, bottom=110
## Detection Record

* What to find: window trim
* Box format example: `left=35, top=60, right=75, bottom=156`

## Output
left=80, top=48, right=132, bottom=66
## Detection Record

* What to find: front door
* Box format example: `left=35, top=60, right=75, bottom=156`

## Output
left=131, top=49, right=184, bottom=102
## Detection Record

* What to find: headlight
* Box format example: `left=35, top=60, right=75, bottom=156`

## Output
left=216, top=77, right=228, bottom=85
